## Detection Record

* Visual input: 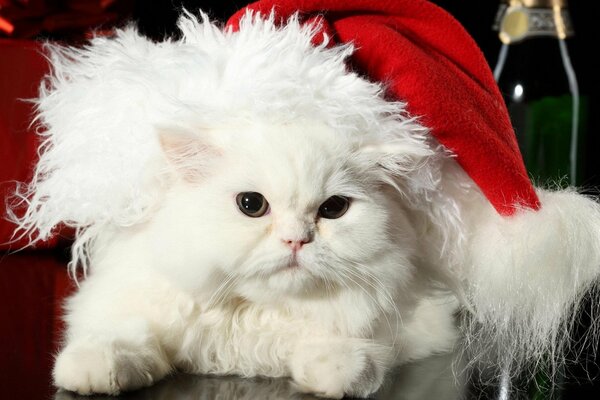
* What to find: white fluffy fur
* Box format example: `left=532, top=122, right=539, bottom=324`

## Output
left=462, top=188, right=600, bottom=375
left=10, top=11, right=600, bottom=397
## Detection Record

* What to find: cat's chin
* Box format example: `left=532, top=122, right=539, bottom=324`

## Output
left=237, top=266, right=332, bottom=302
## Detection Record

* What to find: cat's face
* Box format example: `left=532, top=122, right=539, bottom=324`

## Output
left=158, top=122, right=418, bottom=303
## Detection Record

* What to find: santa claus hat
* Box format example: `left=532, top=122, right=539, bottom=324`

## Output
left=226, top=0, right=600, bottom=378
left=228, top=0, right=540, bottom=216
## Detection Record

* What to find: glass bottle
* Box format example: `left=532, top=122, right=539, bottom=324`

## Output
left=493, top=0, right=585, bottom=187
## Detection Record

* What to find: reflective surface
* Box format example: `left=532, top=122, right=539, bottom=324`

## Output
left=54, top=352, right=466, bottom=400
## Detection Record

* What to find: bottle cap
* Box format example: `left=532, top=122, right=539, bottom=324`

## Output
left=498, top=0, right=573, bottom=43
left=502, top=0, right=568, bottom=8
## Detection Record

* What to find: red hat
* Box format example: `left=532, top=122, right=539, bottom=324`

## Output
left=227, top=0, right=541, bottom=216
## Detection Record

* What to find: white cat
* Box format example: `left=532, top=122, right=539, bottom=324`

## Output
left=52, top=121, right=461, bottom=397
left=12, top=11, right=600, bottom=399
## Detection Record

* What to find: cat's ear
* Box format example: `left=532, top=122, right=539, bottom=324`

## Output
left=159, top=128, right=220, bottom=183
left=358, top=137, right=438, bottom=193
left=360, top=140, right=434, bottom=173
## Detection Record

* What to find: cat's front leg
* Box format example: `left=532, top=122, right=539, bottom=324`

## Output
left=289, top=338, right=391, bottom=399
left=53, top=271, right=193, bottom=394
left=53, top=321, right=171, bottom=395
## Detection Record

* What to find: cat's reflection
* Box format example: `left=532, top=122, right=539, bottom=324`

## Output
left=54, top=374, right=317, bottom=400
left=54, top=352, right=466, bottom=400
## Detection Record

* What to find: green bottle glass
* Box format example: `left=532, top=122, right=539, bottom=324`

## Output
left=493, top=0, right=586, bottom=187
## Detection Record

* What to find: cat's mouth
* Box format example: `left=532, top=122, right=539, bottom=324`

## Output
left=287, top=252, right=300, bottom=268
left=284, top=256, right=301, bottom=270
left=277, top=254, right=303, bottom=272
left=260, top=254, right=335, bottom=295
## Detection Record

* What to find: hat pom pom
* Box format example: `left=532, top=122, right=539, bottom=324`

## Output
left=462, top=188, right=600, bottom=374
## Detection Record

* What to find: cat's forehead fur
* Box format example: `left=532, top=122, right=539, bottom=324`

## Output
left=214, top=123, right=370, bottom=209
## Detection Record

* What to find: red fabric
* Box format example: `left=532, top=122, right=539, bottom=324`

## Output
left=0, top=39, right=58, bottom=249
left=227, top=0, right=541, bottom=216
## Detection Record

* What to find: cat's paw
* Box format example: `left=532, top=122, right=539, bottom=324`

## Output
left=289, top=339, right=388, bottom=399
left=54, top=343, right=116, bottom=395
left=53, top=338, right=171, bottom=395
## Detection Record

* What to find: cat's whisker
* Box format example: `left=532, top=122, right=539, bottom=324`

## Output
left=215, top=274, right=247, bottom=308
left=348, top=261, right=402, bottom=325
left=330, top=255, right=403, bottom=349
left=322, top=272, right=336, bottom=298
left=206, top=271, right=238, bottom=309
left=337, top=266, right=398, bottom=347
left=206, top=250, right=260, bottom=309
left=348, top=262, right=403, bottom=335
left=339, top=257, right=403, bottom=316
left=310, top=266, right=336, bottom=298
left=340, top=274, right=385, bottom=344
left=332, top=266, right=389, bottom=343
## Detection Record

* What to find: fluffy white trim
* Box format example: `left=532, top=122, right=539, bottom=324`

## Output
left=462, top=188, right=600, bottom=375
left=9, top=11, right=429, bottom=272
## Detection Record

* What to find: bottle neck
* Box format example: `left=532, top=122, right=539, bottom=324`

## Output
left=494, top=4, right=573, bottom=44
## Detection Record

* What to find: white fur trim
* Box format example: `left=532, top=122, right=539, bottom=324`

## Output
left=462, top=188, right=600, bottom=374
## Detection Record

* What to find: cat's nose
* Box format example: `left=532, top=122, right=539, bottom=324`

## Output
left=282, top=238, right=311, bottom=252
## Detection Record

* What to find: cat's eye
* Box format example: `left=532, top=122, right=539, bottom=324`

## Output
left=236, top=192, right=269, bottom=217
left=318, top=196, right=350, bottom=219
